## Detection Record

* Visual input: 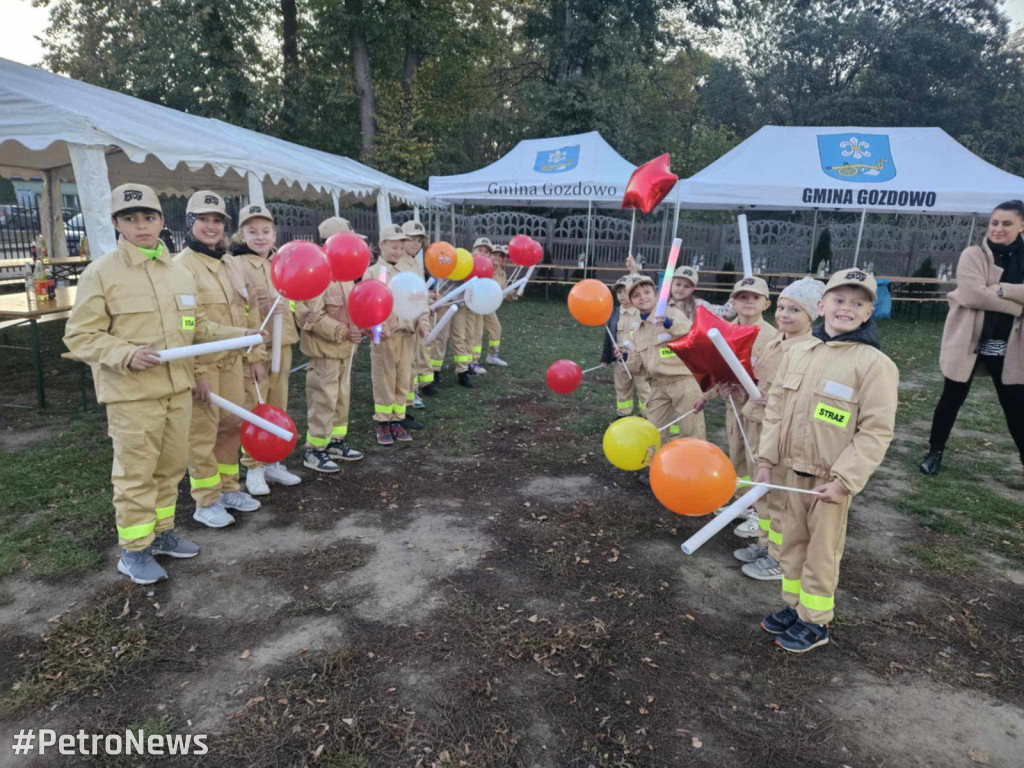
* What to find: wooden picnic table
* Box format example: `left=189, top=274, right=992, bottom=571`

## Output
left=0, top=287, right=76, bottom=408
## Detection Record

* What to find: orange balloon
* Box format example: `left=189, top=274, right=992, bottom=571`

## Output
left=567, top=279, right=613, bottom=326
left=425, top=241, right=457, bottom=279
left=649, top=439, right=737, bottom=516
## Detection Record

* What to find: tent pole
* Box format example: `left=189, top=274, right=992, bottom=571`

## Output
left=67, top=143, right=116, bottom=257
left=331, top=191, right=340, bottom=217
left=808, top=209, right=818, bottom=272
left=659, top=204, right=669, bottom=257
left=247, top=172, right=265, bottom=207
left=451, top=203, right=455, bottom=245
left=584, top=199, right=593, bottom=279
left=627, top=209, right=636, bottom=263
left=966, top=216, right=976, bottom=247
left=853, top=209, right=867, bottom=268
left=670, top=196, right=681, bottom=243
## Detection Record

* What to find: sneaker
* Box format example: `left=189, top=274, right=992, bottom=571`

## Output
left=458, top=371, right=474, bottom=388
left=193, top=502, right=235, bottom=528
left=264, top=462, right=302, bottom=486
left=470, top=362, right=487, bottom=375
left=400, top=415, right=425, bottom=431
left=486, top=353, right=508, bottom=367
left=742, top=555, right=783, bottom=581
left=220, top=490, right=261, bottom=512
left=920, top=450, right=942, bottom=475
left=151, top=530, right=200, bottom=559
left=760, top=605, right=798, bottom=635
left=117, top=549, right=168, bottom=584
left=412, top=393, right=426, bottom=409
left=733, top=542, right=768, bottom=563
left=376, top=423, right=394, bottom=446
left=775, top=619, right=830, bottom=653
left=327, top=440, right=364, bottom=462
left=734, top=516, right=761, bottom=538
left=390, top=422, right=413, bottom=442
left=245, top=466, right=270, bottom=496
left=304, top=448, right=341, bottom=473
left=421, top=378, right=440, bottom=396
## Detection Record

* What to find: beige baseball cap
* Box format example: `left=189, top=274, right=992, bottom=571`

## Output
left=675, top=265, right=699, bottom=287
left=473, top=237, right=493, bottom=251
left=110, top=183, right=162, bottom=216
left=401, top=220, right=428, bottom=240
left=380, top=223, right=411, bottom=242
left=491, top=244, right=508, bottom=255
left=186, top=190, right=230, bottom=219
left=318, top=216, right=366, bottom=240
left=824, top=268, right=878, bottom=301
left=238, top=204, right=274, bottom=228
left=731, top=276, right=770, bottom=299
left=628, top=275, right=657, bottom=297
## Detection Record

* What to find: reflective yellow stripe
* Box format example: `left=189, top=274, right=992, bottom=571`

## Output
left=638, top=402, right=647, bottom=411
left=758, top=518, right=771, bottom=531
left=289, top=300, right=296, bottom=312
left=417, top=373, right=434, bottom=383
left=218, top=463, right=239, bottom=476
left=800, top=590, right=834, bottom=613
left=782, top=577, right=801, bottom=596
left=407, top=391, right=415, bottom=401
left=394, top=404, right=407, bottom=416
left=616, top=400, right=634, bottom=409
left=429, top=359, right=443, bottom=367
left=488, top=340, right=500, bottom=347
left=117, top=520, right=156, bottom=540
left=331, top=425, right=348, bottom=437
left=472, top=346, right=482, bottom=354
left=155, top=505, right=175, bottom=520
left=768, top=528, right=783, bottom=546
left=189, top=473, right=220, bottom=489
left=306, top=432, right=330, bottom=447
left=453, top=355, right=472, bottom=363
left=669, top=425, right=680, bottom=435
left=375, top=403, right=394, bottom=414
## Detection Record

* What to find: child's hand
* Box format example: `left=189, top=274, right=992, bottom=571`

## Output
left=754, top=466, right=771, bottom=486
left=258, top=327, right=272, bottom=344
left=600, top=362, right=608, bottom=368
left=813, top=479, right=849, bottom=504
left=192, top=378, right=211, bottom=403
left=347, top=328, right=363, bottom=344
left=613, top=346, right=624, bottom=361
left=250, top=363, right=267, bottom=385
left=129, top=345, right=160, bottom=371
left=693, top=396, right=707, bottom=413
left=751, top=394, right=769, bottom=408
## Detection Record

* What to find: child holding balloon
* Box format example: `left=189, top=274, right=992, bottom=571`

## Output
left=756, top=269, right=898, bottom=653
left=449, top=238, right=492, bottom=387
left=401, top=220, right=434, bottom=406
left=603, top=274, right=643, bottom=416
left=468, top=237, right=494, bottom=374
left=481, top=244, right=514, bottom=367
left=228, top=204, right=303, bottom=495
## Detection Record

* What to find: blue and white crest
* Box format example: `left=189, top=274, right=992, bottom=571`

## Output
left=534, top=144, right=579, bottom=174
left=816, top=134, right=896, bottom=183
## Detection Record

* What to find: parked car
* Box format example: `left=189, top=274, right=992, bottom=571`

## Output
left=0, top=205, right=39, bottom=230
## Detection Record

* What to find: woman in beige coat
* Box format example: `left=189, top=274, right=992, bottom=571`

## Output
left=920, top=200, right=1024, bottom=475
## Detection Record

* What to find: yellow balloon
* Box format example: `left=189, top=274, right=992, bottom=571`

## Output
left=602, top=416, right=662, bottom=471
left=449, top=247, right=474, bottom=281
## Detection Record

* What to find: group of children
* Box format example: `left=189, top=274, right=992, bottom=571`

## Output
left=64, top=184, right=516, bottom=586
left=603, top=262, right=898, bottom=653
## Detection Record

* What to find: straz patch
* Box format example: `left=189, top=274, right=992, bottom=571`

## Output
left=182, top=316, right=196, bottom=330
left=814, top=402, right=850, bottom=428
left=659, top=347, right=676, bottom=358
left=289, top=300, right=296, bottom=312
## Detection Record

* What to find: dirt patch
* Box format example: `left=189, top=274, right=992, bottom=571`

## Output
left=0, top=425, right=55, bottom=454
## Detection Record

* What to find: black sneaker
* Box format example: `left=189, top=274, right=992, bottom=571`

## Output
left=920, top=450, right=942, bottom=475
left=303, top=449, right=341, bottom=473
left=327, top=439, right=364, bottom=462
left=421, top=378, right=440, bottom=396
left=390, top=422, right=413, bottom=442
left=458, top=371, right=474, bottom=388
left=760, top=605, right=798, bottom=635
left=775, top=619, right=830, bottom=653
left=400, top=415, right=425, bottom=430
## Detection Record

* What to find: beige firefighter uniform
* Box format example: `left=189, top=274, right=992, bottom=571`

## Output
left=449, top=303, right=475, bottom=374
left=63, top=238, right=248, bottom=550
left=394, top=254, right=433, bottom=405
left=720, top=317, right=778, bottom=480
left=297, top=280, right=358, bottom=448
left=480, top=265, right=510, bottom=355
left=758, top=336, right=899, bottom=624
left=231, top=249, right=301, bottom=467
left=624, top=307, right=705, bottom=440
left=470, top=310, right=486, bottom=363
left=612, top=306, right=650, bottom=415
left=741, top=331, right=812, bottom=557
left=174, top=247, right=265, bottom=506
left=428, top=304, right=453, bottom=375
left=364, top=258, right=429, bottom=422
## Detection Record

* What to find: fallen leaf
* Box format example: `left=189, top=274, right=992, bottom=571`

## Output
left=120, top=598, right=130, bottom=618
left=240, top=649, right=251, bottom=659
left=968, top=749, right=990, bottom=764
left=692, top=736, right=703, bottom=748
left=527, top=614, right=539, bottom=623
left=311, top=744, right=324, bottom=761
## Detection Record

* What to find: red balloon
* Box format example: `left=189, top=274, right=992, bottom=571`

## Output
left=240, top=404, right=298, bottom=464
left=621, top=154, right=678, bottom=215
left=324, top=233, right=371, bottom=282
left=667, top=306, right=759, bottom=392
left=527, top=239, right=544, bottom=266
left=271, top=241, right=331, bottom=301
left=546, top=359, right=583, bottom=394
left=471, top=254, right=494, bottom=279
left=508, top=234, right=534, bottom=267
left=348, top=279, right=393, bottom=328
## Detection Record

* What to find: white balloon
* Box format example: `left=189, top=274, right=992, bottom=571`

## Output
left=465, top=277, right=503, bottom=315
left=390, top=271, right=429, bottom=321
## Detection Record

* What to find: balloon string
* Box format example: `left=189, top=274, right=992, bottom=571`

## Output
left=729, top=395, right=755, bottom=469
left=736, top=480, right=822, bottom=497
left=605, top=324, right=633, bottom=380
left=658, top=408, right=695, bottom=432
left=253, top=375, right=264, bottom=405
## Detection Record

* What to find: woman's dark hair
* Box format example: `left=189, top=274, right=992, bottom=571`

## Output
left=993, top=200, right=1024, bottom=218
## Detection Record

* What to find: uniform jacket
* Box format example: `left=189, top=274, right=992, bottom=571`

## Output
left=63, top=238, right=247, bottom=404
left=757, top=330, right=899, bottom=495
left=623, top=307, right=692, bottom=378
left=741, top=330, right=812, bottom=425
left=296, top=280, right=357, bottom=359
left=363, top=257, right=429, bottom=337
left=705, top=316, right=778, bottom=405
left=227, top=250, right=300, bottom=346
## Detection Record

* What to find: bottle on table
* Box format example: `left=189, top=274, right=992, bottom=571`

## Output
left=23, top=264, right=35, bottom=303
left=33, top=259, right=48, bottom=302
left=81, top=235, right=90, bottom=260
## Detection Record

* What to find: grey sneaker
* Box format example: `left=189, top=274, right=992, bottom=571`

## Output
left=733, top=514, right=761, bottom=538
left=117, top=549, right=168, bottom=584
left=151, top=531, right=200, bottom=559
left=412, top=393, right=426, bottom=409
left=193, top=502, right=235, bottom=528
left=742, top=555, right=783, bottom=581
left=733, top=542, right=768, bottom=564
left=220, top=490, right=261, bottom=512
left=485, top=353, right=508, bottom=367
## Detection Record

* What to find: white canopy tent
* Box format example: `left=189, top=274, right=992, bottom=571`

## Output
left=0, top=57, right=428, bottom=257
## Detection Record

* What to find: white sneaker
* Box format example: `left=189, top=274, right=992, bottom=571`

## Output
left=245, top=466, right=270, bottom=496
left=412, top=393, right=426, bottom=409
left=264, top=462, right=301, bottom=486
left=193, top=502, right=235, bottom=528
left=733, top=516, right=761, bottom=538
left=486, top=353, right=508, bottom=367
left=220, top=490, right=261, bottom=512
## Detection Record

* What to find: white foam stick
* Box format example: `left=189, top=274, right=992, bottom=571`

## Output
left=247, top=294, right=281, bottom=353
left=517, top=265, right=536, bottom=297
left=581, top=364, right=604, bottom=375
left=738, top=213, right=753, bottom=278
left=157, top=334, right=264, bottom=362
left=736, top=480, right=822, bottom=496
left=680, top=485, right=770, bottom=556
left=209, top=392, right=293, bottom=442
left=707, top=327, right=761, bottom=400
left=372, top=265, right=386, bottom=345
left=503, top=275, right=528, bottom=296
left=430, top=276, right=477, bottom=310
left=658, top=408, right=695, bottom=432
left=290, top=362, right=310, bottom=374
left=604, top=324, right=633, bottom=380
left=271, top=313, right=283, bottom=373
left=425, top=277, right=436, bottom=290
left=423, top=304, right=459, bottom=346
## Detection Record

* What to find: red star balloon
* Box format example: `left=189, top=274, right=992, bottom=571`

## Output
left=622, top=154, right=678, bottom=215
left=668, top=306, right=759, bottom=392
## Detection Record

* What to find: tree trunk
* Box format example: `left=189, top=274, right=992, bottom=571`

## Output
left=281, top=0, right=299, bottom=135
left=346, top=0, right=376, bottom=155
left=401, top=47, right=421, bottom=97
